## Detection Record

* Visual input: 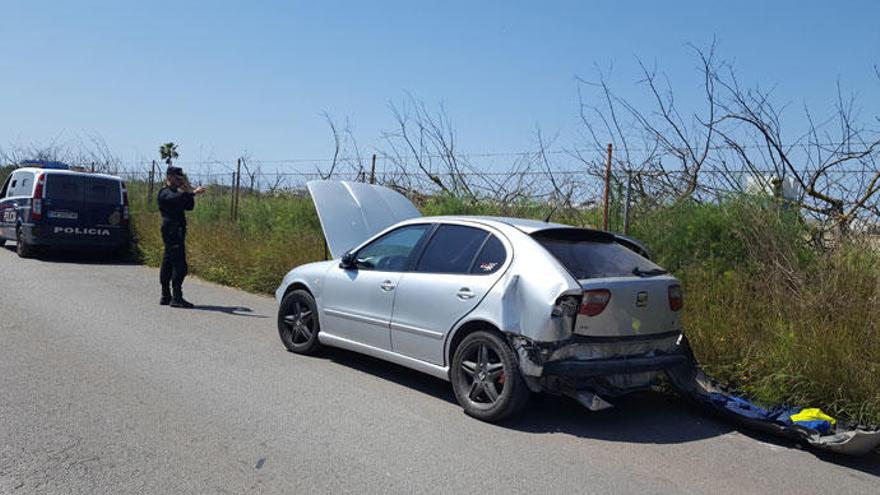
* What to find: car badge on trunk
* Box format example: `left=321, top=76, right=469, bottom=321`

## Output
left=636, top=291, right=649, bottom=307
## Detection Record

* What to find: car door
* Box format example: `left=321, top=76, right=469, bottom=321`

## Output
left=390, top=224, right=510, bottom=365
left=320, top=224, right=432, bottom=351
left=0, top=172, right=26, bottom=240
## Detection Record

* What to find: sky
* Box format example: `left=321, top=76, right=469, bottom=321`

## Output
left=1, top=0, right=878, bottom=173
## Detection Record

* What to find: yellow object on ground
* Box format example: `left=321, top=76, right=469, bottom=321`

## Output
left=790, top=408, right=837, bottom=425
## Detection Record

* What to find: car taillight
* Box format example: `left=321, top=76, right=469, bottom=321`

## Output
left=32, top=174, right=45, bottom=221
left=121, top=183, right=130, bottom=225
left=668, top=285, right=683, bottom=311
left=579, top=289, right=611, bottom=317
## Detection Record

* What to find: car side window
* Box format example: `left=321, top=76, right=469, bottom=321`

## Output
left=470, top=234, right=507, bottom=274
left=355, top=224, right=431, bottom=271
left=416, top=225, right=489, bottom=274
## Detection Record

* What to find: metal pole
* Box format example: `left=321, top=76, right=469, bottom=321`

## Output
left=602, top=143, right=613, bottom=231
left=623, top=169, right=632, bottom=235
left=148, top=160, right=156, bottom=206
left=230, top=172, right=236, bottom=221
left=234, top=158, right=242, bottom=221
left=370, top=154, right=377, bottom=184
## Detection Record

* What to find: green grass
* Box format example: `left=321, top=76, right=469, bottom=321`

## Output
left=127, top=182, right=880, bottom=425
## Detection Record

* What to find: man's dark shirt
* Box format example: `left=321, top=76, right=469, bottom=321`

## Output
left=157, top=186, right=195, bottom=226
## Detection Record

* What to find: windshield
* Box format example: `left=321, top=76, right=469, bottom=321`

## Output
left=535, top=237, right=663, bottom=279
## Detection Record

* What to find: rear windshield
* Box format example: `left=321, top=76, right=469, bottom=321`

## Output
left=45, top=175, right=120, bottom=204
left=84, top=177, right=122, bottom=204
left=535, top=237, right=663, bottom=279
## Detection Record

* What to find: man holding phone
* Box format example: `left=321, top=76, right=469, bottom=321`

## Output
left=157, top=166, right=206, bottom=308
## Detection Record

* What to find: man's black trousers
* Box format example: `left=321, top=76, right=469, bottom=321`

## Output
left=160, top=222, right=188, bottom=291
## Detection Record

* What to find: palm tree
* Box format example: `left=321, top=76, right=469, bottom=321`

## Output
left=159, top=142, right=179, bottom=167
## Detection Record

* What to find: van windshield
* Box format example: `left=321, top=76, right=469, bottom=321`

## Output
left=45, top=175, right=120, bottom=204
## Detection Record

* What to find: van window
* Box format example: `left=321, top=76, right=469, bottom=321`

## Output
left=45, top=175, right=84, bottom=201
left=17, top=175, right=33, bottom=197
left=84, top=177, right=121, bottom=204
left=7, top=172, right=34, bottom=197
left=43, top=175, right=121, bottom=204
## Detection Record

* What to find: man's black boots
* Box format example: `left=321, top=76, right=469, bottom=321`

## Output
left=170, top=287, right=194, bottom=309
left=160, top=287, right=172, bottom=306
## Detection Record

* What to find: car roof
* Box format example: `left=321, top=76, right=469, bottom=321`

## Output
left=402, top=215, right=573, bottom=234
left=398, top=215, right=653, bottom=257
left=13, top=167, right=123, bottom=181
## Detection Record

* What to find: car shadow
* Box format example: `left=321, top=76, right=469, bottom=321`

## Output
left=319, top=346, right=880, bottom=473
left=320, top=346, right=721, bottom=444
left=323, top=347, right=458, bottom=405
left=192, top=305, right=269, bottom=318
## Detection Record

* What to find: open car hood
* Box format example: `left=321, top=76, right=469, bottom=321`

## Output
left=307, top=180, right=422, bottom=258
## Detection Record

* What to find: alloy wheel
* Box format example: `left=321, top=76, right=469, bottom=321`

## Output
left=458, top=341, right=507, bottom=407
left=282, top=300, right=315, bottom=345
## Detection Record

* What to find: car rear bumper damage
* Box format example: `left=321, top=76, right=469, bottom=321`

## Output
left=512, top=330, right=880, bottom=456
left=510, top=331, right=689, bottom=408
left=541, top=353, right=688, bottom=377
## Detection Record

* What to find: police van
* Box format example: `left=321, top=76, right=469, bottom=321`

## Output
left=0, top=161, right=131, bottom=258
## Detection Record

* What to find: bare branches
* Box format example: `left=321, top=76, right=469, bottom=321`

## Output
left=575, top=42, right=880, bottom=236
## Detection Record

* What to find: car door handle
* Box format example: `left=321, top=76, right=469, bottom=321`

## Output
left=380, top=280, right=396, bottom=291
left=456, top=288, right=475, bottom=300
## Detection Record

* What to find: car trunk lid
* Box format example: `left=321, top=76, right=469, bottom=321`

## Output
left=575, top=275, right=681, bottom=337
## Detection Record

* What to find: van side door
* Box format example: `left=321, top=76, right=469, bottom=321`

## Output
left=0, top=172, right=31, bottom=240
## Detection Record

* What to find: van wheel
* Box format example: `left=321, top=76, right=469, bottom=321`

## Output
left=16, top=227, right=34, bottom=258
left=451, top=330, right=530, bottom=422
left=278, top=290, right=322, bottom=355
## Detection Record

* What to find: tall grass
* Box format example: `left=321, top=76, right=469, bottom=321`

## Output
left=128, top=183, right=880, bottom=424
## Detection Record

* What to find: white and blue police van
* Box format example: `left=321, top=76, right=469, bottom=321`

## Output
left=0, top=161, right=131, bottom=258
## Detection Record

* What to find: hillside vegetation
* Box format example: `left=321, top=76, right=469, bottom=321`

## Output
left=128, top=183, right=880, bottom=425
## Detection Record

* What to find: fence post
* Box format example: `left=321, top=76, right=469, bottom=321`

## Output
left=370, top=154, right=377, bottom=184
left=147, top=160, right=156, bottom=206
left=602, top=143, right=613, bottom=231
left=230, top=172, right=236, bottom=221
left=234, top=158, right=242, bottom=222
left=623, top=169, right=632, bottom=235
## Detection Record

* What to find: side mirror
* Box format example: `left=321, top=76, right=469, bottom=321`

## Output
left=340, top=251, right=357, bottom=269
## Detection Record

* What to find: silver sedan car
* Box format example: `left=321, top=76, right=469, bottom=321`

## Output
left=276, top=181, right=690, bottom=422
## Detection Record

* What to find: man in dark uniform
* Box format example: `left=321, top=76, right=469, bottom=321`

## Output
left=158, top=167, right=206, bottom=308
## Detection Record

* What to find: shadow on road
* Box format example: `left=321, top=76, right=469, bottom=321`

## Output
left=321, top=346, right=880, bottom=475
left=2, top=244, right=138, bottom=266
left=323, top=347, right=458, bottom=405
left=193, top=305, right=269, bottom=318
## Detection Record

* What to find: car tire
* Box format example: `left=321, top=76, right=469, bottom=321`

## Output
left=451, top=330, right=530, bottom=422
left=16, top=226, right=34, bottom=258
left=278, top=289, right=322, bottom=355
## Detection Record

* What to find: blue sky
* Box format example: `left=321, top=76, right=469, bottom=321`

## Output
left=1, top=0, right=877, bottom=171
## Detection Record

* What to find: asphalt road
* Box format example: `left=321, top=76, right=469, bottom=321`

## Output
left=0, top=246, right=877, bottom=494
